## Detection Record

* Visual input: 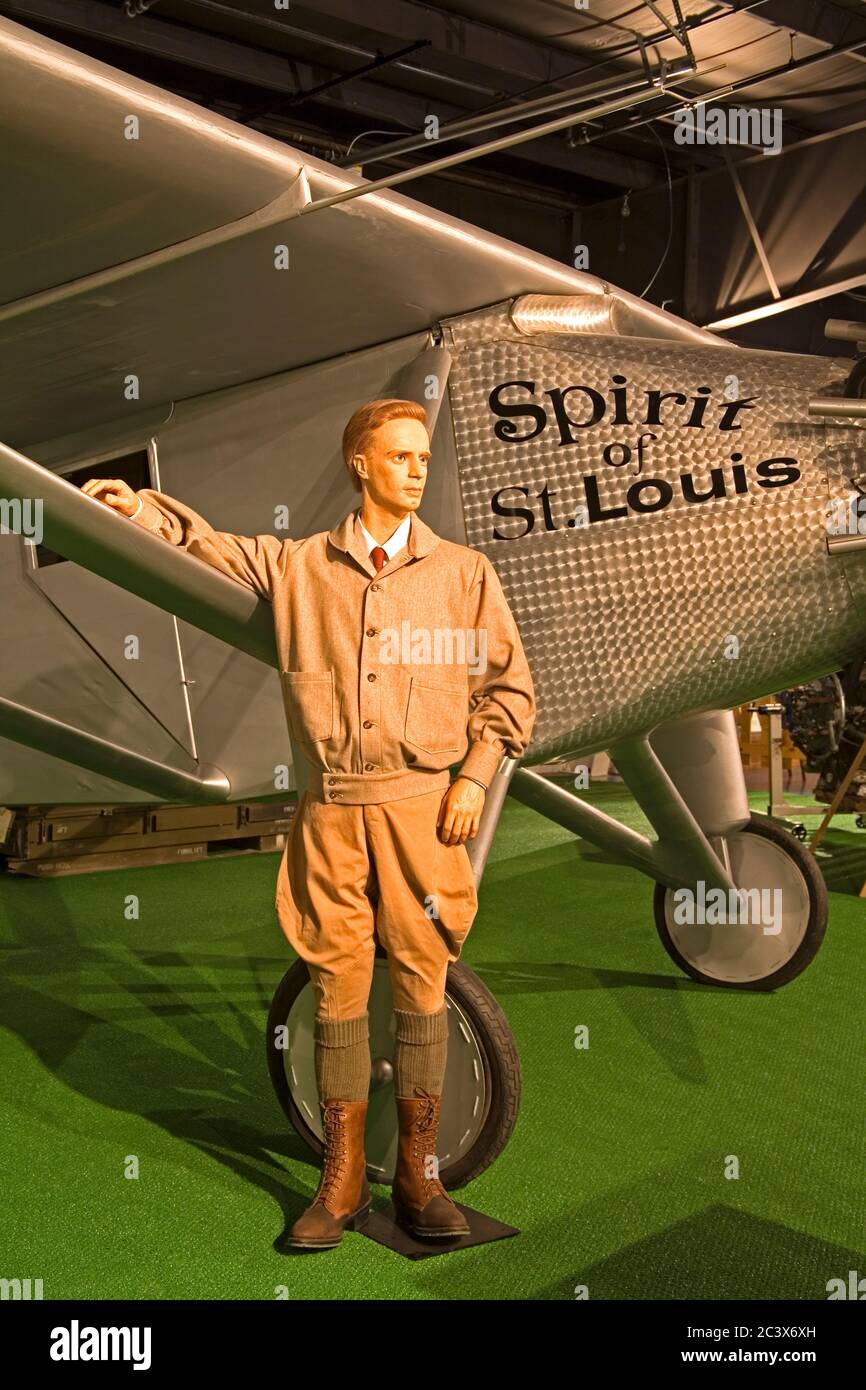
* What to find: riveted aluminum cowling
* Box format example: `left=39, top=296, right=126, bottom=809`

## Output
left=511, top=294, right=637, bottom=339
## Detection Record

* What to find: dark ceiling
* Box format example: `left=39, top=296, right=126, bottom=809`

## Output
left=4, top=0, right=866, bottom=209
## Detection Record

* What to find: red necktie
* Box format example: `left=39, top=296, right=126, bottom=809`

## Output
left=370, top=546, right=388, bottom=572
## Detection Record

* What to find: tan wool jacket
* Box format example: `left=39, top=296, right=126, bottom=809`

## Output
left=130, top=488, right=537, bottom=804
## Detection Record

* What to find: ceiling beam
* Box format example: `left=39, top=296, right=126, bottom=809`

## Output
left=0, top=0, right=621, bottom=99
left=198, top=0, right=637, bottom=94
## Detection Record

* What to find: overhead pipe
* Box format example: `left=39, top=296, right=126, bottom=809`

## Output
left=293, top=57, right=696, bottom=220
left=337, top=66, right=659, bottom=171
left=599, top=32, right=866, bottom=159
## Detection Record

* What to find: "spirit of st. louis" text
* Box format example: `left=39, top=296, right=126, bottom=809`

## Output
left=484, top=376, right=799, bottom=539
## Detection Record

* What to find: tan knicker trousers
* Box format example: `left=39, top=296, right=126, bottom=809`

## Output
left=274, top=786, right=479, bottom=1019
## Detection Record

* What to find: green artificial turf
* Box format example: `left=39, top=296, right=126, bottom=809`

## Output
left=0, top=783, right=863, bottom=1300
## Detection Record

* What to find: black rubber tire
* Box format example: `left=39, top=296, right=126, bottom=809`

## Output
left=439, top=960, right=522, bottom=1188
left=266, top=955, right=521, bottom=1190
left=653, top=814, right=828, bottom=991
left=844, top=358, right=866, bottom=399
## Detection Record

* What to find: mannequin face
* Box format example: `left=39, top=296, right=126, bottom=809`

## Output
left=354, top=417, right=430, bottom=515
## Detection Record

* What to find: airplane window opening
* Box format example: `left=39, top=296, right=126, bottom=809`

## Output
left=32, top=449, right=151, bottom=568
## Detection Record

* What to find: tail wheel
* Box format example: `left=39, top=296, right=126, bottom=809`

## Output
left=653, top=814, right=827, bottom=990
left=266, top=951, right=521, bottom=1188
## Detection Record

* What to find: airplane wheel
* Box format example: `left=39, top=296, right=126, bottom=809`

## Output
left=266, top=951, right=521, bottom=1188
left=653, top=814, right=827, bottom=990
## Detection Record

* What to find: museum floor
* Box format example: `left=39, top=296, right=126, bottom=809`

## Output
left=1, top=783, right=863, bottom=1301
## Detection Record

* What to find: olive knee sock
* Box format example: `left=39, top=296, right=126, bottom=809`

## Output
left=314, top=1012, right=371, bottom=1102
left=393, top=1006, right=449, bottom=1098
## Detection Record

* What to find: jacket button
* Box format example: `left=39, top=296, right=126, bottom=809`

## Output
left=362, top=720, right=373, bottom=729
left=367, top=673, right=376, bottom=682
left=370, top=583, right=379, bottom=592
left=328, top=778, right=336, bottom=785
left=328, top=792, right=337, bottom=799
left=366, top=628, right=376, bottom=637
left=365, top=762, right=375, bottom=771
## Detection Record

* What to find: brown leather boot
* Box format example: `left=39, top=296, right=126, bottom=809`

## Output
left=392, top=1087, right=470, bottom=1239
left=288, top=1098, right=371, bottom=1250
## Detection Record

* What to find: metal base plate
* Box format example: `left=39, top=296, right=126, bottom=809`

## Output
left=357, top=1200, right=519, bottom=1260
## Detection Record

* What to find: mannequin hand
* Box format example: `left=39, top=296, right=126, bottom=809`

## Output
left=81, top=477, right=140, bottom=517
left=437, top=776, right=485, bottom=846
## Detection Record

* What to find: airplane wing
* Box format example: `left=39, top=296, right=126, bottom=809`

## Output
left=0, top=14, right=722, bottom=449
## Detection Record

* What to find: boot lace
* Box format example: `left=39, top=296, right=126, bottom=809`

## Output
left=314, top=1101, right=350, bottom=1208
left=412, top=1087, right=447, bottom=1198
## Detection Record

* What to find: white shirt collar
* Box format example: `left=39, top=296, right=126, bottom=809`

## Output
left=356, top=510, right=411, bottom=560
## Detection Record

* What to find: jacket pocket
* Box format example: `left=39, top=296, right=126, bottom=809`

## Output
left=404, top=676, right=467, bottom=753
left=280, top=670, right=334, bottom=743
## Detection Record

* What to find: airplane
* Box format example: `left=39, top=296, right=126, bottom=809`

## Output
left=1, top=12, right=864, bottom=1190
